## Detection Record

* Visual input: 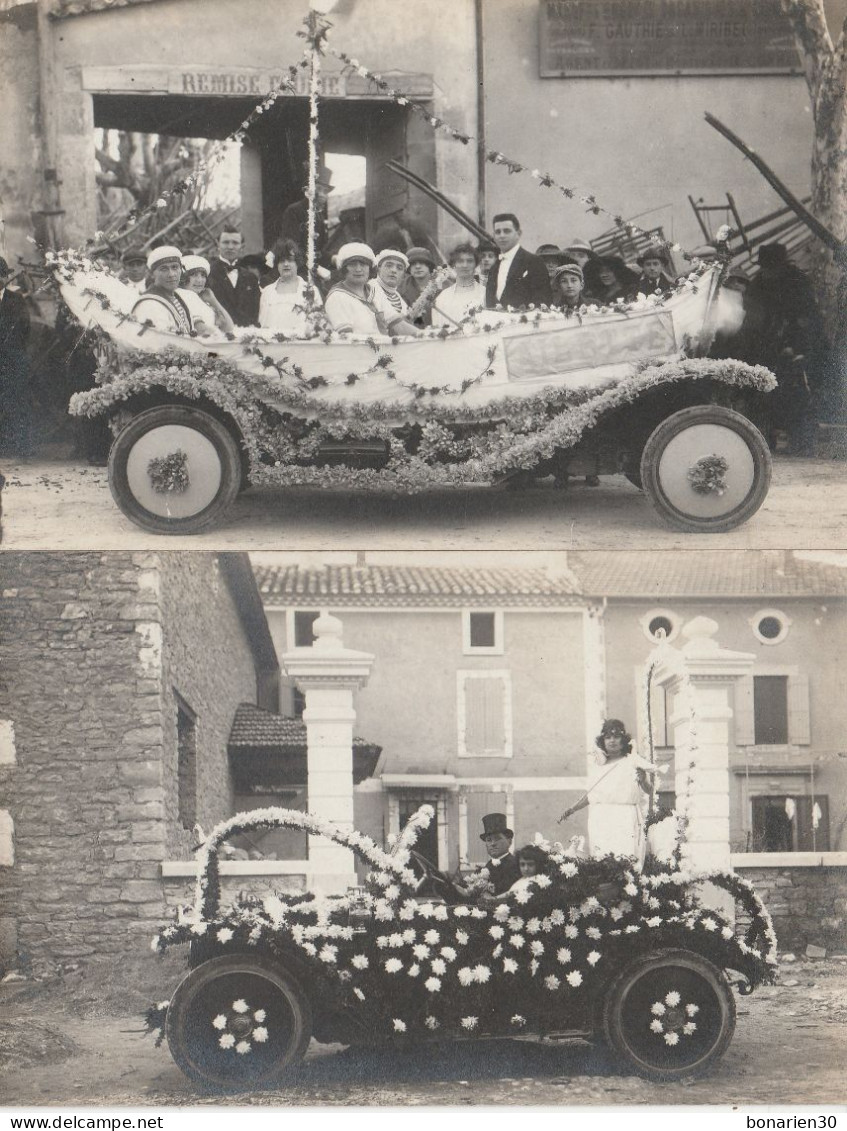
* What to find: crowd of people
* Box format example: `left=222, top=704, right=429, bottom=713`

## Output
left=0, top=197, right=838, bottom=458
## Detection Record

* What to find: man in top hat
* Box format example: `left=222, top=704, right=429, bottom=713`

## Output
left=479, top=812, right=521, bottom=894
left=278, top=162, right=334, bottom=275
left=207, top=228, right=261, bottom=326
left=118, top=247, right=148, bottom=294
left=485, top=213, right=551, bottom=310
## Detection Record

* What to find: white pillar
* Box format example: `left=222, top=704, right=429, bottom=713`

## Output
left=652, top=616, right=754, bottom=911
left=283, top=613, right=374, bottom=895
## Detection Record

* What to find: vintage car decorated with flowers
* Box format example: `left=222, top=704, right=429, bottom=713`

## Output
left=145, top=805, right=777, bottom=1089
left=58, top=253, right=776, bottom=537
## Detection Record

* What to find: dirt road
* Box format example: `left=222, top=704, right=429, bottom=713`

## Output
left=1, top=955, right=845, bottom=1108
left=1, top=456, right=846, bottom=551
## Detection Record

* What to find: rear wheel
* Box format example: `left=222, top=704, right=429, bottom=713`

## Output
left=640, top=405, right=771, bottom=532
left=602, top=948, right=736, bottom=1081
left=165, top=955, right=312, bottom=1091
left=108, top=405, right=242, bottom=534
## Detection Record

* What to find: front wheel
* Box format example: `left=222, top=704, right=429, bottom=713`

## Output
left=602, top=949, right=736, bottom=1081
left=640, top=405, right=771, bottom=533
left=108, top=405, right=242, bottom=534
left=166, top=955, right=312, bottom=1091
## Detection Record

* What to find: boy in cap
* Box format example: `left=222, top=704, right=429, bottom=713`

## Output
left=552, top=261, right=585, bottom=311
left=118, top=248, right=148, bottom=294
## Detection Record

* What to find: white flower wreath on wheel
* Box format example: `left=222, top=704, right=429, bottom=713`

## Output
left=648, top=990, right=700, bottom=1044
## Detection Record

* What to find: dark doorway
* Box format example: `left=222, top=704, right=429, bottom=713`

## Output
left=398, top=795, right=440, bottom=864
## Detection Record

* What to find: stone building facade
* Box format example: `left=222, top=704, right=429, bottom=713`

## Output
left=0, top=551, right=277, bottom=970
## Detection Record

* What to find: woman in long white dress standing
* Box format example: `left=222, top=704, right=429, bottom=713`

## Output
left=560, top=719, right=665, bottom=862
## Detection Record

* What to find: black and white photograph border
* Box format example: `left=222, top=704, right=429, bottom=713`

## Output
left=1, top=548, right=846, bottom=1108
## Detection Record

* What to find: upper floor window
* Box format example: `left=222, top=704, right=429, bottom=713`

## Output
left=753, top=675, right=789, bottom=745
left=750, top=608, right=791, bottom=646
left=458, top=670, right=513, bottom=758
left=734, top=668, right=810, bottom=748
left=462, top=610, right=504, bottom=655
left=640, top=608, right=681, bottom=644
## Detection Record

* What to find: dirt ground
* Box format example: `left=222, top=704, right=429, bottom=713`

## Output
left=1, top=455, right=846, bottom=551
left=1, top=952, right=846, bottom=1108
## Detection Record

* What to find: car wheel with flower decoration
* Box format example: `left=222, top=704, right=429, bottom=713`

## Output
left=602, top=948, right=736, bottom=1081
left=165, top=954, right=312, bottom=1091
left=639, top=405, right=771, bottom=533
left=108, top=405, right=243, bottom=535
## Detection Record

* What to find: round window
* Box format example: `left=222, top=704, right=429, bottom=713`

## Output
left=751, top=608, right=791, bottom=645
left=648, top=615, right=674, bottom=640
left=640, top=609, right=680, bottom=643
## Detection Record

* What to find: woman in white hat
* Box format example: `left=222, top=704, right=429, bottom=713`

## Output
left=258, top=238, right=322, bottom=336
left=368, top=249, right=420, bottom=337
left=180, top=255, right=234, bottom=334
left=324, top=243, right=388, bottom=336
left=132, top=246, right=199, bottom=334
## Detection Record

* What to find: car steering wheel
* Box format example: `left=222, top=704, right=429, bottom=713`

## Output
left=407, top=850, right=463, bottom=903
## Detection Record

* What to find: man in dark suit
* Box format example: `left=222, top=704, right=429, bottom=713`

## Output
left=485, top=213, right=551, bottom=309
left=0, top=257, right=34, bottom=457
left=479, top=812, right=521, bottom=895
left=206, top=228, right=261, bottom=326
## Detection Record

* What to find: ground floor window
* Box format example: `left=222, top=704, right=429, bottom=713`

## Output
left=751, top=794, right=829, bottom=852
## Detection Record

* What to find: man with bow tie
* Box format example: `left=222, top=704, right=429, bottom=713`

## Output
left=478, top=812, right=522, bottom=895
left=207, top=228, right=261, bottom=326
left=485, top=213, right=552, bottom=310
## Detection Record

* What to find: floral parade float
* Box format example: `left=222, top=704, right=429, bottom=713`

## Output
left=144, top=803, right=777, bottom=1090
left=52, top=7, right=776, bottom=536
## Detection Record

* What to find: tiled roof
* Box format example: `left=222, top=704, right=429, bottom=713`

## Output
left=50, top=0, right=169, bottom=17
left=254, top=564, right=582, bottom=607
left=568, top=551, right=847, bottom=599
left=228, top=703, right=377, bottom=752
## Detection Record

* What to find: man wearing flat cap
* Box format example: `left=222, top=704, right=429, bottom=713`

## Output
left=478, top=812, right=521, bottom=895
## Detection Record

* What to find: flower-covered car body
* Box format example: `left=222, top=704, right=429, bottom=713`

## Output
left=55, top=253, right=776, bottom=536
left=147, top=806, right=777, bottom=1089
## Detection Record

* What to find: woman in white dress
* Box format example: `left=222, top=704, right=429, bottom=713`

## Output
left=560, top=718, right=666, bottom=862
left=432, top=242, right=486, bottom=328
left=324, top=243, right=388, bottom=335
left=258, top=239, right=323, bottom=336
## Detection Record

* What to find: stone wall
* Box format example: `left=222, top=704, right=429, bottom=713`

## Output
left=0, top=553, right=168, bottom=970
left=0, top=552, right=262, bottom=971
left=736, top=865, right=847, bottom=953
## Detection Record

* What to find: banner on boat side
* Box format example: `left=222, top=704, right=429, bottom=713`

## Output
left=539, top=0, right=800, bottom=77
left=502, top=311, right=677, bottom=383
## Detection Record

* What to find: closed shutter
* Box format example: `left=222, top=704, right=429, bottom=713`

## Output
left=463, top=676, right=506, bottom=756
left=788, top=672, right=811, bottom=746
left=734, top=675, right=755, bottom=746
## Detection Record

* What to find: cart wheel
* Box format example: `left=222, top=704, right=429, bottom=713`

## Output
left=108, top=405, right=242, bottom=534
left=640, top=405, right=771, bottom=532
left=166, top=955, right=312, bottom=1091
left=602, top=949, right=736, bottom=1081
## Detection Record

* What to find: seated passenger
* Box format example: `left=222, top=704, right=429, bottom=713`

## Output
left=583, top=255, right=640, bottom=305
left=432, top=243, right=487, bottom=328
left=536, top=244, right=567, bottom=282
left=324, top=243, right=388, bottom=335
left=635, top=249, right=677, bottom=296
left=368, top=249, right=421, bottom=337
left=552, top=262, right=586, bottom=311
left=180, top=255, right=234, bottom=334
left=561, top=238, right=596, bottom=271
left=132, top=246, right=197, bottom=334
left=400, top=246, right=441, bottom=327
left=476, top=242, right=499, bottom=290
left=259, top=238, right=323, bottom=336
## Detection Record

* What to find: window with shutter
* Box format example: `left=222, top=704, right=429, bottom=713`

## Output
left=734, top=676, right=756, bottom=746
left=753, top=675, right=789, bottom=745
left=458, top=672, right=512, bottom=757
left=787, top=672, right=811, bottom=745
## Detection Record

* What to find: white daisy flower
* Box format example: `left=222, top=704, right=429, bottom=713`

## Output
left=458, top=967, right=474, bottom=986
left=474, top=964, right=491, bottom=983
left=685, top=1004, right=700, bottom=1017
left=425, top=977, right=442, bottom=992
left=492, top=944, right=503, bottom=958
left=389, top=933, right=404, bottom=948
left=253, top=1027, right=268, bottom=1043
left=455, top=929, right=469, bottom=945
left=402, top=929, right=416, bottom=943
left=385, top=958, right=403, bottom=973
left=566, top=970, right=583, bottom=987
left=545, top=974, right=561, bottom=990
left=650, top=1019, right=664, bottom=1034
left=232, top=999, right=249, bottom=1013
left=664, top=1032, right=680, bottom=1046
left=393, top=1019, right=407, bottom=1032
left=253, top=1009, right=266, bottom=1023
left=413, top=944, right=430, bottom=960
left=702, top=917, right=718, bottom=932
left=453, top=905, right=470, bottom=918
left=587, top=951, right=601, bottom=966
left=384, top=885, right=401, bottom=901
left=441, top=946, right=457, bottom=962
left=682, top=1022, right=697, bottom=1035
left=461, top=1016, right=478, bottom=1030
left=509, top=934, right=525, bottom=949
left=431, top=958, right=447, bottom=975
left=494, top=904, right=511, bottom=922
left=489, top=925, right=505, bottom=940
left=557, top=948, right=572, bottom=964
left=424, top=930, right=440, bottom=945
left=530, top=959, right=539, bottom=975
left=530, top=940, right=544, bottom=956
left=503, top=957, right=518, bottom=973
left=586, top=927, right=601, bottom=939
left=319, top=946, right=338, bottom=963
left=433, top=905, right=449, bottom=920
left=610, top=908, right=624, bottom=921
left=665, top=990, right=681, bottom=1006
left=511, top=1014, right=526, bottom=1026
left=351, top=955, right=369, bottom=969
left=425, top=1016, right=440, bottom=1029
left=407, top=963, right=420, bottom=977
left=212, top=1014, right=227, bottom=1030
left=560, top=862, right=578, bottom=878
left=219, top=1033, right=235, bottom=1049
left=514, top=888, right=532, bottom=905
left=535, top=875, right=552, bottom=888
left=565, top=925, right=579, bottom=939
left=508, top=917, right=524, bottom=931
left=526, top=918, right=542, bottom=934
left=625, top=883, right=639, bottom=896
left=651, top=1002, right=666, bottom=1016
left=218, top=928, right=234, bottom=944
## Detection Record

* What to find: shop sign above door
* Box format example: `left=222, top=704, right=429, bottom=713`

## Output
left=170, top=69, right=347, bottom=97
left=539, top=0, right=800, bottom=76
